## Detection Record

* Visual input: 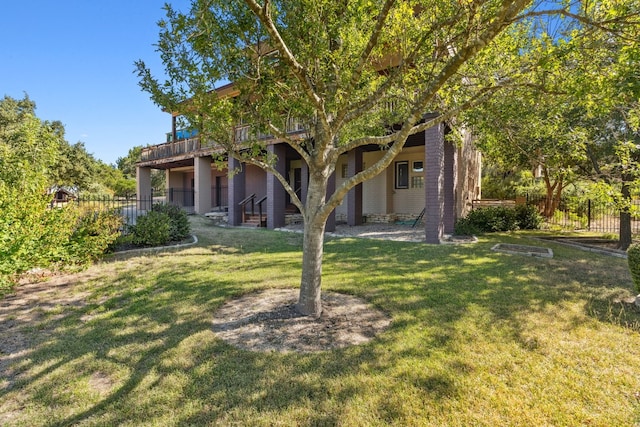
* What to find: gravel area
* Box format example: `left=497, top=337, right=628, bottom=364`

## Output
left=278, top=222, right=476, bottom=244
left=279, top=222, right=427, bottom=241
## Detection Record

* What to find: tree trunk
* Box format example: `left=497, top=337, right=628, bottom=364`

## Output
left=297, top=217, right=326, bottom=316
left=551, top=176, right=564, bottom=218
left=296, top=171, right=330, bottom=317
left=543, top=174, right=557, bottom=218
left=619, top=177, right=632, bottom=251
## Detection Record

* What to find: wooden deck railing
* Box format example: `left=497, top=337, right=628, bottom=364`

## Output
left=141, top=119, right=307, bottom=162
left=140, top=138, right=202, bottom=162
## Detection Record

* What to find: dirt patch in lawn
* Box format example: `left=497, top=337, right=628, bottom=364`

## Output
left=212, top=288, right=391, bottom=353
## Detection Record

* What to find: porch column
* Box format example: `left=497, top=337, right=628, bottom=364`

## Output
left=424, top=124, right=445, bottom=243
left=267, top=144, right=287, bottom=229
left=347, top=147, right=363, bottom=226
left=326, top=171, right=336, bottom=232
left=136, top=166, right=153, bottom=212
left=227, top=157, right=245, bottom=226
left=194, top=156, right=212, bottom=214
left=443, top=140, right=457, bottom=234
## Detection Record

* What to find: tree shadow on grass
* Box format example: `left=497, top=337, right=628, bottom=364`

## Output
left=1, top=228, right=638, bottom=425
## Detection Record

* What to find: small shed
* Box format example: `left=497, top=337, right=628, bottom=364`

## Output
left=53, top=188, right=76, bottom=203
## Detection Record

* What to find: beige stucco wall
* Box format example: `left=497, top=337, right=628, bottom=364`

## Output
left=387, top=146, right=425, bottom=215
left=333, top=146, right=426, bottom=217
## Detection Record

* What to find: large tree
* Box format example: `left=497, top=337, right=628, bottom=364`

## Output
left=117, top=145, right=165, bottom=191
left=137, top=0, right=633, bottom=316
left=576, top=36, right=640, bottom=249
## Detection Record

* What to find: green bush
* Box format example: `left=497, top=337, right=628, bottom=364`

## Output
left=454, top=204, right=542, bottom=235
left=514, top=204, right=543, bottom=230
left=455, top=206, right=518, bottom=234
left=627, top=243, right=640, bottom=294
left=0, top=189, right=78, bottom=288
left=65, top=209, right=124, bottom=263
left=151, top=203, right=190, bottom=241
left=131, top=211, right=171, bottom=246
left=0, top=190, right=125, bottom=290
left=454, top=217, right=482, bottom=236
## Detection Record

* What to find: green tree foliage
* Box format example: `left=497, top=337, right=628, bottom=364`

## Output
left=0, top=95, right=69, bottom=288
left=116, top=145, right=165, bottom=191
left=0, top=95, right=124, bottom=290
left=464, top=1, right=640, bottom=247
left=570, top=5, right=640, bottom=250
left=49, top=141, right=96, bottom=191
left=137, top=0, right=636, bottom=315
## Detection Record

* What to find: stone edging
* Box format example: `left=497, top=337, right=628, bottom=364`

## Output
left=112, top=235, right=199, bottom=256
left=532, top=237, right=627, bottom=259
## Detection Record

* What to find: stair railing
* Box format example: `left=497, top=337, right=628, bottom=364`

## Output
left=257, top=195, right=267, bottom=227
left=238, top=193, right=256, bottom=224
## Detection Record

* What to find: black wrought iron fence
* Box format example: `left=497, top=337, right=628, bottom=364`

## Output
left=525, top=195, right=640, bottom=234
left=165, top=188, right=195, bottom=213
left=50, top=195, right=159, bottom=226
left=50, top=186, right=229, bottom=224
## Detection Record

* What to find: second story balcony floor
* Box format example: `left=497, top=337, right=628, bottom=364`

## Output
left=140, top=118, right=307, bottom=164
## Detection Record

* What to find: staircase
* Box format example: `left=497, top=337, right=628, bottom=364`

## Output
left=239, top=194, right=267, bottom=227
left=242, top=213, right=267, bottom=227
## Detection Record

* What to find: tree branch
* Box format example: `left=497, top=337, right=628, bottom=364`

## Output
left=242, top=0, right=332, bottom=137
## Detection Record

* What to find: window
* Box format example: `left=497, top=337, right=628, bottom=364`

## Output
left=411, top=176, right=424, bottom=188
left=395, top=161, right=409, bottom=189
left=413, top=161, right=424, bottom=172
left=341, top=164, right=348, bottom=179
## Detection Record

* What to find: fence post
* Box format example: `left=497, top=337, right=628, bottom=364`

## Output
left=587, top=199, right=591, bottom=231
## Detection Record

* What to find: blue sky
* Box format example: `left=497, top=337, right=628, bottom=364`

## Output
left=1, top=0, right=190, bottom=165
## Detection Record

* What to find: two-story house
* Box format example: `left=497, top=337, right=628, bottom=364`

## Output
left=136, top=83, right=482, bottom=243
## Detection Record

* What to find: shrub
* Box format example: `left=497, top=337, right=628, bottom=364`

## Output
left=131, top=211, right=171, bottom=246
left=454, top=217, right=482, bottom=236
left=65, top=208, right=124, bottom=263
left=514, top=204, right=543, bottom=230
left=455, top=206, right=518, bottom=234
left=0, top=189, right=79, bottom=288
left=0, top=191, right=125, bottom=290
left=151, top=203, right=190, bottom=241
left=627, top=243, right=640, bottom=294
left=454, top=204, right=542, bottom=235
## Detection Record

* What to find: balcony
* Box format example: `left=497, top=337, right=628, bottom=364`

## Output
left=140, top=138, right=202, bottom=162
left=140, top=119, right=307, bottom=163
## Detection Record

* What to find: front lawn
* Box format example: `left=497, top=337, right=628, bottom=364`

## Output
left=1, top=216, right=639, bottom=426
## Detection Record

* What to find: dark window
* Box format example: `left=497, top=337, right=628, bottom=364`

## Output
left=395, top=161, right=409, bottom=189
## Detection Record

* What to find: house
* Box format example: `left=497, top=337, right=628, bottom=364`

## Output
left=136, top=96, right=481, bottom=243
left=50, top=187, right=77, bottom=204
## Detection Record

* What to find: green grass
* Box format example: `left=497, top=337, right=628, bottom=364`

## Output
left=1, top=216, right=639, bottom=426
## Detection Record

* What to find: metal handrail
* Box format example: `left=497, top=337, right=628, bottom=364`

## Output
left=239, top=193, right=256, bottom=223
left=257, top=196, right=267, bottom=227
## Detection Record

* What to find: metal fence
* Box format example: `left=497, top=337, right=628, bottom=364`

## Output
left=525, top=195, right=640, bottom=234
left=50, top=185, right=229, bottom=224
left=51, top=195, right=159, bottom=226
